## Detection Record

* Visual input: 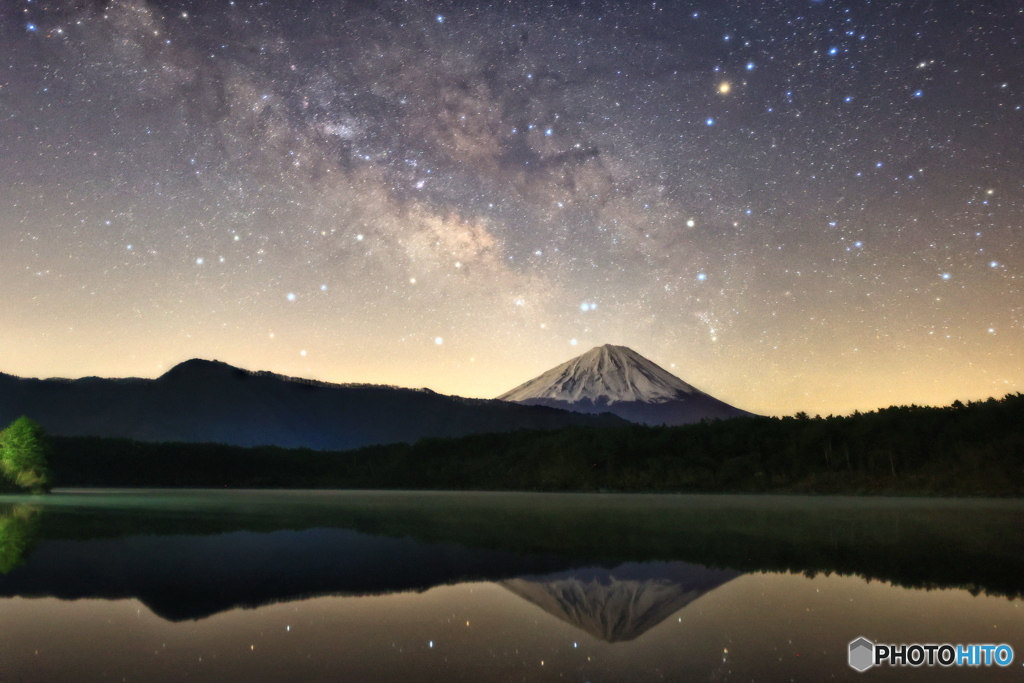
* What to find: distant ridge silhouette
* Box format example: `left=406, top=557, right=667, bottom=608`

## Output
left=0, top=359, right=623, bottom=450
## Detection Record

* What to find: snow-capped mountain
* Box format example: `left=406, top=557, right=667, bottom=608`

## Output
left=497, top=344, right=755, bottom=425
left=499, top=344, right=698, bottom=404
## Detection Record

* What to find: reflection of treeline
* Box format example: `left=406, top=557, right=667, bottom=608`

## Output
left=50, top=393, right=1024, bottom=494
left=0, top=505, right=41, bottom=574
left=24, top=492, right=1024, bottom=602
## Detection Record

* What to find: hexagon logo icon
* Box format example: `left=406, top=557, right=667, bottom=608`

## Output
left=849, top=637, right=875, bottom=672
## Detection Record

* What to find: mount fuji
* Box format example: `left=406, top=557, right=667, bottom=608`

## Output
left=497, top=344, right=755, bottom=426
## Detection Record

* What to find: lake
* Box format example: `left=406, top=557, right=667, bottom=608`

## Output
left=0, top=490, right=1022, bottom=681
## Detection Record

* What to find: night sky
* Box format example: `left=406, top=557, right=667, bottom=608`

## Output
left=1, top=0, right=1020, bottom=416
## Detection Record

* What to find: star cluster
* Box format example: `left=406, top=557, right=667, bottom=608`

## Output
left=0, top=0, right=1020, bottom=415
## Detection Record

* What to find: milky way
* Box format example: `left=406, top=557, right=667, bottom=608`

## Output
left=1, top=0, right=1021, bottom=414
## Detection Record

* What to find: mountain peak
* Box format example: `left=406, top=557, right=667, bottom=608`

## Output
left=497, top=345, right=700, bottom=405
left=160, top=358, right=244, bottom=380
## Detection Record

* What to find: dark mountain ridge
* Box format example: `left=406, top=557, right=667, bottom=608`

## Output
left=0, top=359, right=622, bottom=450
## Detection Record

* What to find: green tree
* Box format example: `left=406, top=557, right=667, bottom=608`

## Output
left=0, top=417, right=53, bottom=494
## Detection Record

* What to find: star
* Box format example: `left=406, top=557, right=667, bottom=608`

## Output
left=0, top=0, right=1017, bottom=416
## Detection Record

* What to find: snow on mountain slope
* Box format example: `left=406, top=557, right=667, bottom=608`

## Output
left=497, top=344, right=756, bottom=425
left=498, top=344, right=702, bottom=405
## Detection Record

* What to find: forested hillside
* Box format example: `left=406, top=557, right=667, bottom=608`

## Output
left=49, top=394, right=1024, bottom=495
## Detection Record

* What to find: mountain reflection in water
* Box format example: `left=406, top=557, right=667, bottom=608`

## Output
left=501, top=563, right=738, bottom=642
left=0, top=491, right=1023, bottom=681
left=0, top=527, right=590, bottom=621
left=0, top=522, right=734, bottom=635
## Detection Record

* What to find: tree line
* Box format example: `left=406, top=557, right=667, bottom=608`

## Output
left=47, top=393, right=1024, bottom=495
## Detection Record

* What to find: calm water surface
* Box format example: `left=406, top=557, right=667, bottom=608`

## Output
left=0, top=490, right=1022, bottom=682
